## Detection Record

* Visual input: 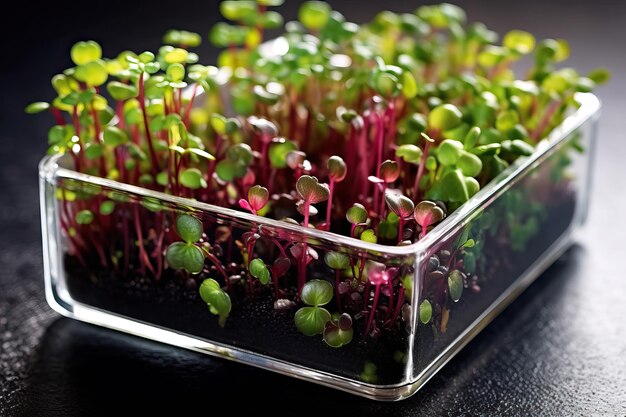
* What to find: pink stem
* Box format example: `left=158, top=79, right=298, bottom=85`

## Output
left=303, top=200, right=310, bottom=228
left=420, top=220, right=430, bottom=238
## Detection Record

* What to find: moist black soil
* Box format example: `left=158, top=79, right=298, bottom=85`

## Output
left=64, top=196, right=577, bottom=386
left=65, top=259, right=410, bottom=384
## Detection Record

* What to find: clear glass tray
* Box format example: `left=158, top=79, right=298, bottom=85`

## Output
left=39, top=93, right=600, bottom=400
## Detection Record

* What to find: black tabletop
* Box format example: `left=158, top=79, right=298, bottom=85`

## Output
left=1, top=1, right=625, bottom=415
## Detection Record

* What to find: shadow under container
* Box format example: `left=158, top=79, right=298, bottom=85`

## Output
left=39, top=93, right=600, bottom=400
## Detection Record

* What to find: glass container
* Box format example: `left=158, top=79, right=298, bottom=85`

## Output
left=39, top=93, right=600, bottom=400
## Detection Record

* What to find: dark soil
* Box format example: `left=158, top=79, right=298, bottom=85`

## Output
left=65, top=258, right=410, bottom=385
left=64, top=194, right=577, bottom=386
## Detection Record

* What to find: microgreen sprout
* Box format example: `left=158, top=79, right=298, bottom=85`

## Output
left=165, top=214, right=205, bottom=274
left=294, top=279, right=333, bottom=336
left=325, top=156, right=347, bottom=229
left=324, top=251, right=350, bottom=309
left=239, top=185, right=269, bottom=216
left=414, top=201, right=446, bottom=238
left=199, top=278, right=232, bottom=327
left=323, top=313, right=353, bottom=348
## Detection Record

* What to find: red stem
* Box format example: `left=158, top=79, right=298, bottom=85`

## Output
left=59, top=215, right=88, bottom=269
left=138, top=72, right=160, bottom=174
left=50, top=108, right=65, bottom=125
left=531, top=100, right=562, bottom=141
left=303, top=200, right=310, bottom=228
left=379, top=183, right=387, bottom=220
left=359, top=126, right=370, bottom=197
left=229, top=44, right=238, bottom=68
left=71, top=106, right=84, bottom=171
left=271, top=238, right=287, bottom=257
left=412, top=141, right=431, bottom=200
left=133, top=204, right=155, bottom=276
left=122, top=205, right=130, bottom=275
left=90, top=104, right=107, bottom=177
left=167, top=149, right=174, bottom=192
left=385, top=100, right=398, bottom=153
left=206, top=252, right=232, bottom=291
left=420, top=220, right=430, bottom=239
left=86, top=226, right=108, bottom=268
left=359, top=254, right=366, bottom=280
left=183, top=84, right=199, bottom=128
left=115, top=101, right=125, bottom=129
left=388, top=286, right=405, bottom=327
left=153, top=216, right=165, bottom=281
left=325, top=179, right=335, bottom=228
left=272, top=271, right=280, bottom=299
left=373, top=112, right=385, bottom=206
left=176, top=88, right=183, bottom=113
left=297, top=201, right=311, bottom=298
left=363, top=279, right=371, bottom=313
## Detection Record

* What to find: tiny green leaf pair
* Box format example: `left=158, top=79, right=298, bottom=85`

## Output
left=296, top=175, right=330, bottom=204
left=249, top=258, right=271, bottom=285
left=199, top=278, right=232, bottom=327
left=323, top=313, right=353, bottom=348
left=165, top=215, right=205, bottom=274
left=294, top=279, right=333, bottom=336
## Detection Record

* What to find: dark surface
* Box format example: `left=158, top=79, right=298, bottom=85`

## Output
left=1, top=0, right=625, bottom=415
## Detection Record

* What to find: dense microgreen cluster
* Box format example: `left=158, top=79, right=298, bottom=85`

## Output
left=29, top=1, right=607, bottom=247
left=31, top=2, right=607, bottom=347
